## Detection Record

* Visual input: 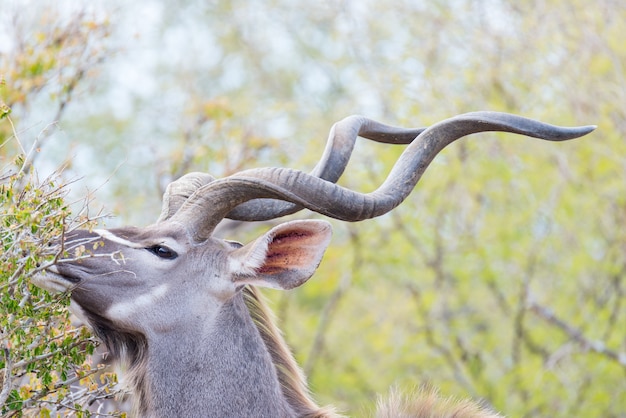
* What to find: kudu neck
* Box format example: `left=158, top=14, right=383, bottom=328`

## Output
left=134, top=295, right=294, bottom=417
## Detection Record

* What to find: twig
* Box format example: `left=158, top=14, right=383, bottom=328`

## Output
left=0, top=347, right=13, bottom=409
left=529, top=301, right=626, bottom=369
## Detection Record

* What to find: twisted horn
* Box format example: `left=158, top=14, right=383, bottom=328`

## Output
left=225, top=115, right=426, bottom=221
left=170, top=112, right=595, bottom=243
left=158, top=116, right=425, bottom=223
left=158, top=172, right=216, bottom=222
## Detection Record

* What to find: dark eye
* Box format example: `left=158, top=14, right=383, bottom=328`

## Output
left=146, top=245, right=178, bottom=260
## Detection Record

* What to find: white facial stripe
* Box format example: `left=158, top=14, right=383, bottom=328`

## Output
left=107, top=283, right=169, bottom=320
left=95, top=229, right=145, bottom=248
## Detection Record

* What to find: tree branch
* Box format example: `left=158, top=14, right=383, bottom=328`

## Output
left=529, top=301, right=626, bottom=369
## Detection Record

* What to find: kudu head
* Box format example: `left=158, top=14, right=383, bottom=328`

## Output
left=33, top=111, right=594, bottom=415
left=45, top=220, right=332, bottom=339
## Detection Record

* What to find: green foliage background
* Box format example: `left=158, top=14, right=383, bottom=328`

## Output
left=1, top=0, right=624, bottom=416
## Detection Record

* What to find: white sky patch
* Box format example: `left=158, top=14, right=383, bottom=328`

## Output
left=107, top=283, right=169, bottom=320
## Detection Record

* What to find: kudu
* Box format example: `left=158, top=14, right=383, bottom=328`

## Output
left=33, top=112, right=595, bottom=417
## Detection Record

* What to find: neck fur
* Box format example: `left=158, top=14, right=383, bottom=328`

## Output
left=243, top=286, right=339, bottom=418
left=127, top=291, right=294, bottom=417
left=93, top=286, right=337, bottom=417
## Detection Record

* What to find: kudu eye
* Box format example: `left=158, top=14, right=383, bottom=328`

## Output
left=146, top=245, right=178, bottom=260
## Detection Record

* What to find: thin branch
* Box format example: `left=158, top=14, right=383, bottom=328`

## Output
left=5, top=116, right=25, bottom=155
left=10, top=338, right=94, bottom=372
left=529, top=301, right=626, bottom=369
left=0, top=347, right=13, bottom=409
left=405, top=283, right=478, bottom=399
left=9, top=366, right=104, bottom=412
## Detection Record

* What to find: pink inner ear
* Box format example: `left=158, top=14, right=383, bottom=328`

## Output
left=230, top=220, right=332, bottom=290
left=259, top=229, right=322, bottom=274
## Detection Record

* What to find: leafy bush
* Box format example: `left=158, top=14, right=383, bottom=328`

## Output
left=0, top=115, right=124, bottom=416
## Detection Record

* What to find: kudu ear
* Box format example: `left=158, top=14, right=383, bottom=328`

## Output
left=229, top=220, right=332, bottom=290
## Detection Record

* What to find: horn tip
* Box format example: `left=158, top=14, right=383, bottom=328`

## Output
left=558, top=124, right=597, bottom=140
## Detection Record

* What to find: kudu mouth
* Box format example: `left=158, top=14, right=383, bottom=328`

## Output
left=47, top=266, right=82, bottom=284
left=32, top=266, right=80, bottom=294
left=34, top=230, right=123, bottom=293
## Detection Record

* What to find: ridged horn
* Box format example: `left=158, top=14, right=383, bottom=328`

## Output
left=170, top=111, right=595, bottom=243
left=158, top=116, right=425, bottom=223
left=225, top=115, right=426, bottom=221
left=158, top=172, right=216, bottom=222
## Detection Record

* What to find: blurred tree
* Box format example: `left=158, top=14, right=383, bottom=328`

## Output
left=2, top=0, right=624, bottom=416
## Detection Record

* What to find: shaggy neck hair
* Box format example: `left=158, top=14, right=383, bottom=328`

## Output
left=243, top=285, right=339, bottom=418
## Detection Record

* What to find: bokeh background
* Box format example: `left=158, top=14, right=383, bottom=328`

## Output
left=1, top=0, right=624, bottom=416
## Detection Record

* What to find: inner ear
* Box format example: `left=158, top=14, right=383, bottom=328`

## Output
left=229, top=220, right=332, bottom=290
